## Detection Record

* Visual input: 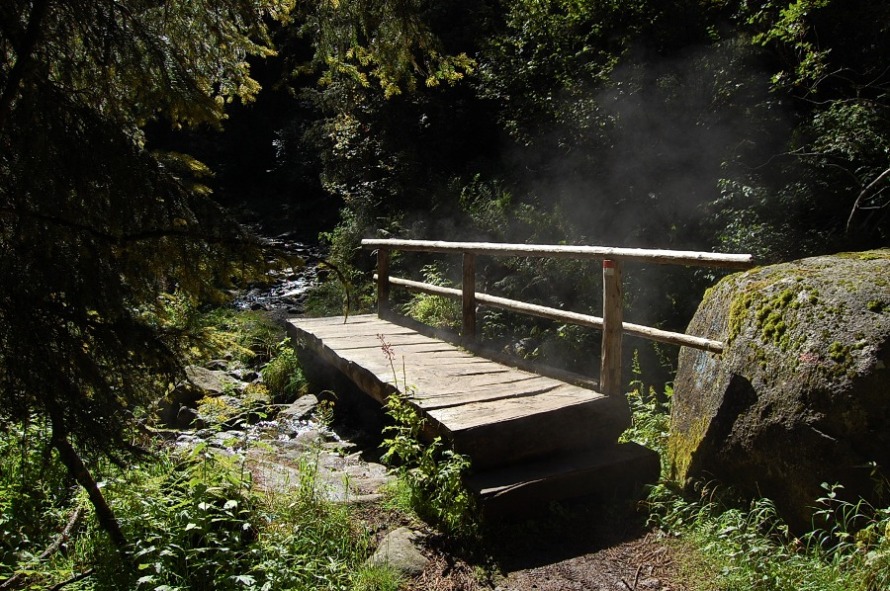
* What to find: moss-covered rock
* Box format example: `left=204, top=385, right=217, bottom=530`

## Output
left=669, top=250, right=890, bottom=530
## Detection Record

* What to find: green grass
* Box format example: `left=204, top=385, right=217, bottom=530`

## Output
left=261, top=340, right=307, bottom=403
left=0, top=306, right=400, bottom=591
left=0, top=429, right=400, bottom=591
left=621, top=359, right=890, bottom=591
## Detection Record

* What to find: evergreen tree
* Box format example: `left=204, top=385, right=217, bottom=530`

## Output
left=0, top=0, right=292, bottom=549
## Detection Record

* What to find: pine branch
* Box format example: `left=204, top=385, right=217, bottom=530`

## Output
left=0, top=0, right=50, bottom=132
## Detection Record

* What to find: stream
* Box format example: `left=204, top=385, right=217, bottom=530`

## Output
left=233, top=231, right=325, bottom=314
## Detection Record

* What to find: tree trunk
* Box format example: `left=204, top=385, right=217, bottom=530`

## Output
left=0, top=0, right=51, bottom=132
left=50, top=422, right=129, bottom=552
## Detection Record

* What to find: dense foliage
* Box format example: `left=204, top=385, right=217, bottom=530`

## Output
left=278, top=0, right=889, bottom=376
left=286, top=0, right=889, bottom=257
left=0, top=0, right=293, bottom=547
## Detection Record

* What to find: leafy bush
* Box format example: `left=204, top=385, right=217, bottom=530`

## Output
left=620, top=351, right=672, bottom=466
left=402, top=264, right=462, bottom=331
left=260, top=340, right=307, bottom=404
left=0, top=420, right=78, bottom=583
left=197, top=308, right=284, bottom=366
left=803, top=482, right=890, bottom=591
left=647, top=479, right=890, bottom=591
left=60, top=443, right=386, bottom=590
left=381, top=392, right=478, bottom=539
left=303, top=275, right=376, bottom=318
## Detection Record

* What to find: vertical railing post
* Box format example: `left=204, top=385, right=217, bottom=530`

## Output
left=600, top=259, right=623, bottom=397
left=462, top=252, right=476, bottom=342
left=377, top=248, right=391, bottom=319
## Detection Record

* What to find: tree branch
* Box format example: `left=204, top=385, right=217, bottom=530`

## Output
left=0, top=507, right=84, bottom=590
left=0, top=206, right=258, bottom=249
left=847, top=166, right=890, bottom=233
left=49, top=569, right=94, bottom=591
left=49, top=410, right=129, bottom=552
left=0, top=0, right=51, bottom=133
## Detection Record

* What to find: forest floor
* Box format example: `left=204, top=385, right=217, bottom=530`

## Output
left=409, top=509, right=691, bottom=591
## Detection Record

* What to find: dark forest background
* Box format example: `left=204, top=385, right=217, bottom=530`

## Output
left=187, top=0, right=890, bottom=377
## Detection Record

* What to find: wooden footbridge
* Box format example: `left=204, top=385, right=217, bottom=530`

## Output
left=287, top=240, right=753, bottom=514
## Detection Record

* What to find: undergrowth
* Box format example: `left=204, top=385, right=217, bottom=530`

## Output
left=0, top=307, right=397, bottom=591
left=623, top=352, right=890, bottom=591
left=261, top=339, right=307, bottom=403
left=401, top=264, right=462, bottom=331
left=0, top=423, right=396, bottom=591
left=376, top=335, right=479, bottom=541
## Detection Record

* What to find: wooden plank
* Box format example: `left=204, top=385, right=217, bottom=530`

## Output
left=377, top=247, right=391, bottom=318
left=600, top=260, right=623, bottom=397
left=462, top=253, right=476, bottom=341
left=429, top=390, right=629, bottom=469
left=417, top=385, right=563, bottom=411
left=466, top=442, right=660, bottom=517
left=287, top=314, right=631, bottom=469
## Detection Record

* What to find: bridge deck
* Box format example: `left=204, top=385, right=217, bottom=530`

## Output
left=286, top=314, right=657, bottom=511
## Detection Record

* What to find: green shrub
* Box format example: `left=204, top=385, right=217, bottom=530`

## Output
left=197, top=308, right=284, bottom=366
left=380, top=393, right=478, bottom=539
left=620, top=351, right=672, bottom=467
left=402, top=264, right=462, bottom=331
left=646, top=480, right=888, bottom=591
left=98, top=444, right=385, bottom=590
left=261, top=340, right=307, bottom=403
left=0, top=420, right=78, bottom=583
left=303, top=275, right=376, bottom=318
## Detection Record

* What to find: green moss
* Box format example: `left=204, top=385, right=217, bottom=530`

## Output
left=725, top=269, right=818, bottom=351
left=828, top=341, right=848, bottom=362
left=867, top=300, right=887, bottom=313
left=728, top=290, right=754, bottom=344
left=778, top=288, right=794, bottom=305
left=752, top=289, right=801, bottom=349
left=668, top=415, right=710, bottom=481
left=835, top=249, right=890, bottom=261
left=825, top=340, right=868, bottom=380
left=720, top=251, right=887, bottom=376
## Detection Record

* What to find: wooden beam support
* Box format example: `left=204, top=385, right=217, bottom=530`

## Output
left=376, top=248, right=391, bottom=320
left=600, top=260, right=623, bottom=397
left=462, top=253, right=477, bottom=342
left=379, top=274, right=725, bottom=353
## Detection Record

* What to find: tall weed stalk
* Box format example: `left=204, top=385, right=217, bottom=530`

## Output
left=376, top=335, right=479, bottom=539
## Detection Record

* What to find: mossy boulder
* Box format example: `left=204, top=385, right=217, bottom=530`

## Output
left=669, top=250, right=890, bottom=530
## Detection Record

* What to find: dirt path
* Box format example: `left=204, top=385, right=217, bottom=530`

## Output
left=398, top=508, right=689, bottom=591
left=489, top=532, right=687, bottom=591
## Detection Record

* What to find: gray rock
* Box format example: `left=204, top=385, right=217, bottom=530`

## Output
left=367, top=527, right=428, bottom=577
left=205, top=359, right=229, bottom=371
left=278, top=394, right=319, bottom=420
left=210, top=430, right=246, bottom=448
left=229, top=368, right=259, bottom=382
left=185, top=365, right=237, bottom=397
left=670, top=250, right=890, bottom=530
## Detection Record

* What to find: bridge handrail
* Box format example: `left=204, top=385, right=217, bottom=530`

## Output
left=361, top=239, right=754, bottom=269
left=361, top=238, right=754, bottom=396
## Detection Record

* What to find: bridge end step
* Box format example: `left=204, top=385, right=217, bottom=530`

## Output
left=466, top=442, right=659, bottom=518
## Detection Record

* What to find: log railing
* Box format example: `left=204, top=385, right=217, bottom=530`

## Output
left=362, top=239, right=754, bottom=397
